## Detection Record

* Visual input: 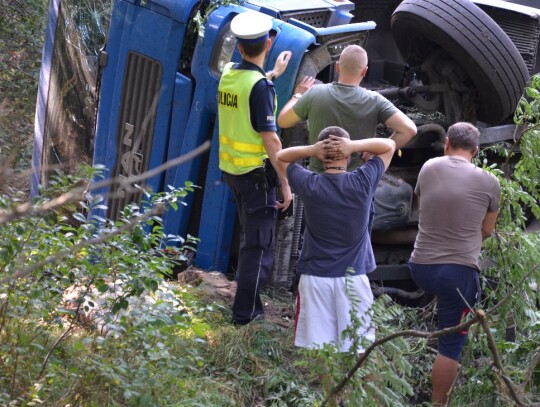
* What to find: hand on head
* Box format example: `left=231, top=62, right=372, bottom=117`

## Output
left=321, top=135, right=349, bottom=162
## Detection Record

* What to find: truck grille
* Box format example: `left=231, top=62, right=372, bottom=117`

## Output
left=281, top=9, right=330, bottom=28
left=324, top=32, right=370, bottom=61
left=478, top=6, right=540, bottom=76
left=108, top=51, right=162, bottom=220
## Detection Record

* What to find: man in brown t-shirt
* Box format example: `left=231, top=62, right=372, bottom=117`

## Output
left=409, top=122, right=500, bottom=406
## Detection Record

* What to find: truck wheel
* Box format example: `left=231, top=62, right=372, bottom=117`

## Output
left=391, top=0, right=529, bottom=124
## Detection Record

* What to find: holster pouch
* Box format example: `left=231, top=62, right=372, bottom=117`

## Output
left=250, top=166, right=268, bottom=191
left=264, top=158, right=279, bottom=188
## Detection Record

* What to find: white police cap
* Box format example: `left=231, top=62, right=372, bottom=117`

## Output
left=230, top=11, right=273, bottom=43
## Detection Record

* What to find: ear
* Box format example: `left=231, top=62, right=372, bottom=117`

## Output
left=237, top=43, right=245, bottom=57
left=336, top=61, right=341, bottom=74
left=472, top=146, right=479, bottom=157
left=361, top=66, right=368, bottom=78
left=265, top=37, right=272, bottom=52
left=443, top=137, right=450, bottom=154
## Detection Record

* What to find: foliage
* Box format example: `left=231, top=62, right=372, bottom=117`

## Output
left=0, top=0, right=47, bottom=113
left=0, top=0, right=48, bottom=178
left=0, top=170, right=211, bottom=405
left=0, top=168, right=318, bottom=406
left=180, top=0, right=243, bottom=71
left=193, top=0, right=244, bottom=38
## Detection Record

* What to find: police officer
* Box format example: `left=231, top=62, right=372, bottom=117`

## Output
left=218, top=11, right=293, bottom=325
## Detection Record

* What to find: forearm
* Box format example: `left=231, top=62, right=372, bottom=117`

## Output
left=276, top=144, right=316, bottom=164
left=277, top=97, right=300, bottom=129
left=277, top=76, right=314, bottom=128
left=386, top=112, right=417, bottom=149
left=481, top=210, right=499, bottom=240
left=390, top=130, right=414, bottom=150
left=347, top=138, right=396, bottom=155
left=266, top=51, right=292, bottom=81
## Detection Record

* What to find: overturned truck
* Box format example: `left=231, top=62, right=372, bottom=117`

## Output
left=32, top=0, right=540, bottom=294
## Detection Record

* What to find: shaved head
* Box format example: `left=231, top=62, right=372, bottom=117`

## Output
left=338, top=45, right=368, bottom=76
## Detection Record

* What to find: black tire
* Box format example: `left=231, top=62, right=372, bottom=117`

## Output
left=391, top=0, right=529, bottom=124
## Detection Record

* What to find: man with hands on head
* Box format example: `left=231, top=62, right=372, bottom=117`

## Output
left=218, top=11, right=292, bottom=325
left=276, top=126, right=395, bottom=352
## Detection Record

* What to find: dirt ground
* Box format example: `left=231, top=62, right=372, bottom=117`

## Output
left=178, top=268, right=296, bottom=328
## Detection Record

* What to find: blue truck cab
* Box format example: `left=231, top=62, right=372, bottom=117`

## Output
left=33, top=0, right=376, bottom=282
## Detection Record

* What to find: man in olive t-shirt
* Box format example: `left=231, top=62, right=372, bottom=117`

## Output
left=277, top=45, right=416, bottom=173
left=409, top=122, right=500, bottom=407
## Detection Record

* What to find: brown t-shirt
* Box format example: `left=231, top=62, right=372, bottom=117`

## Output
left=410, top=155, right=500, bottom=269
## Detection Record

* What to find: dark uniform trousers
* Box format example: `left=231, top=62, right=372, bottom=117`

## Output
left=223, top=171, right=277, bottom=325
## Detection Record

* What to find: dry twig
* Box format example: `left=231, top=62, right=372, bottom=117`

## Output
left=0, top=204, right=164, bottom=285
left=0, top=140, right=210, bottom=225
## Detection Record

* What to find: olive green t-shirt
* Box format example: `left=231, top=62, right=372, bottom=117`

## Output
left=293, top=82, right=398, bottom=172
left=410, top=156, right=501, bottom=270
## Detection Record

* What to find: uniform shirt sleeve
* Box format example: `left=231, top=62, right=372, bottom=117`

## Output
left=249, top=78, right=277, bottom=132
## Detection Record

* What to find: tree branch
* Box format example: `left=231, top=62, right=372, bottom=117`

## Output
left=476, top=310, right=526, bottom=406
left=321, top=308, right=528, bottom=407
left=521, top=346, right=540, bottom=392
left=0, top=204, right=165, bottom=285
left=0, top=140, right=211, bottom=225
left=321, top=314, right=481, bottom=406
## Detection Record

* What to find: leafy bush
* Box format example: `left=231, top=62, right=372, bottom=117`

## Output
left=0, top=170, right=212, bottom=405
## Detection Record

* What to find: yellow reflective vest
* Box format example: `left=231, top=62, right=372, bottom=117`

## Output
left=218, top=63, right=274, bottom=175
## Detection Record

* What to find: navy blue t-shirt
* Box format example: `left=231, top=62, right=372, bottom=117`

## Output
left=287, top=157, right=385, bottom=277
left=234, top=61, right=277, bottom=132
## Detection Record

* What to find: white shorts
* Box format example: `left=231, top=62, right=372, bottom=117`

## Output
left=294, top=274, right=375, bottom=353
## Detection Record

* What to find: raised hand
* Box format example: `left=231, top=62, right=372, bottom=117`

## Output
left=271, top=51, right=292, bottom=78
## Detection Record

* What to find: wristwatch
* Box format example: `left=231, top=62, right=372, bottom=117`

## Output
left=293, top=93, right=303, bottom=99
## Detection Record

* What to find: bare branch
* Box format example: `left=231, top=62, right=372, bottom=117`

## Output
left=521, top=346, right=540, bottom=391
left=0, top=140, right=211, bottom=225
left=321, top=314, right=482, bottom=406
left=0, top=204, right=165, bottom=285
left=476, top=310, right=526, bottom=406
